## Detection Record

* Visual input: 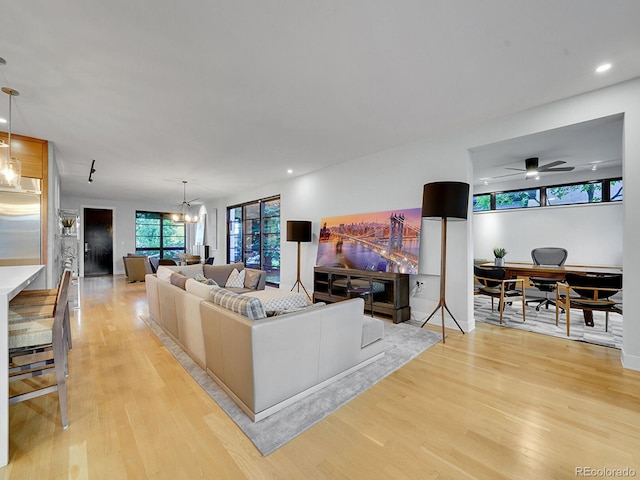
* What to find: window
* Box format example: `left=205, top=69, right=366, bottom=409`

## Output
left=227, top=196, right=281, bottom=285
left=473, top=194, right=491, bottom=212
left=135, top=211, right=185, bottom=260
left=495, top=189, right=540, bottom=210
left=546, top=182, right=602, bottom=206
left=610, top=179, right=623, bottom=202
left=474, top=176, right=621, bottom=213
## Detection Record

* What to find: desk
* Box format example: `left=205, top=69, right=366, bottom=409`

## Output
left=479, top=262, right=622, bottom=281
left=0, top=265, right=45, bottom=467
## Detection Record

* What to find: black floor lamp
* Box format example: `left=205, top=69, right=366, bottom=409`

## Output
left=287, top=220, right=312, bottom=301
left=420, top=181, right=470, bottom=343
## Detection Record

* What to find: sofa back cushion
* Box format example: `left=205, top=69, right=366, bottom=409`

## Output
left=157, top=264, right=204, bottom=282
left=185, top=278, right=218, bottom=300
left=209, top=286, right=266, bottom=320
left=244, top=268, right=262, bottom=289
left=203, top=262, right=244, bottom=286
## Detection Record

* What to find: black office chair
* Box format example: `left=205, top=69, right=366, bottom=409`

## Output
left=529, top=247, right=568, bottom=311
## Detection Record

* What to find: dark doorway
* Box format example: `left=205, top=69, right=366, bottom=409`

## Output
left=84, top=208, right=113, bottom=276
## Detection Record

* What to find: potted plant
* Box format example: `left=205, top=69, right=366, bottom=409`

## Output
left=493, top=247, right=507, bottom=267
left=61, top=217, right=75, bottom=235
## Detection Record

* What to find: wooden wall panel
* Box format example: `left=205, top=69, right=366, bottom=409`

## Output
left=0, top=132, right=46, bottom=179
left=0, top=131, right=48, bottom=265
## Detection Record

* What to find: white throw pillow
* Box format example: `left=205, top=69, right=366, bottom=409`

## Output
left=156, top=265, right=177, bottom=282
left=225, top=268, right=246, bottom=288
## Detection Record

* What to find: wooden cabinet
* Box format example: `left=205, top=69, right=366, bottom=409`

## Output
left=313, top=266, right=410, bottom=323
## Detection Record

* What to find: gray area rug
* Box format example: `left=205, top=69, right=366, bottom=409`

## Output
left=473, top=296, right=622, bottom=349
left=140, top=315, right=440, bottom=455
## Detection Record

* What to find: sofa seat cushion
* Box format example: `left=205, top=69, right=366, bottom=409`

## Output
left=209, top=286, right=266, bottom=320
left=240, top=290, right=309, bottom=315
left=225, top=287, right=257, bottom=294
left=361, top=316, right=384, bottom=348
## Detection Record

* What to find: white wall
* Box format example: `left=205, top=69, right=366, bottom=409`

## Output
left=45, top=143, right=61, bottom=288
left=212, top=77, right=640, bottom=370
left=473, top=202, right=623, bottom=266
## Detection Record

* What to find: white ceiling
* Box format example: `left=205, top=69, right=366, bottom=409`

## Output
left=470, top=114, right=624, bottom=188
left=1, top=1, right=640, bottom=205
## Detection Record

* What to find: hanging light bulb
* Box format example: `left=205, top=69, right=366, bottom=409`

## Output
left=0, top=87, right=21, bottom=188
left=172, top=181, right=199, bottom=223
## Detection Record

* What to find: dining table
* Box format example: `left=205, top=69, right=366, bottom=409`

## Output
left=0, top=265, right=45, bottom=467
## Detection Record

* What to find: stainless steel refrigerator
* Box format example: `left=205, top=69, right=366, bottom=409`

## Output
left=0, top=178, right=41, bottom=266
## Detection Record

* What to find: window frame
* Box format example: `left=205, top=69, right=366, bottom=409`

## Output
left=135, top=211, right=186, bottom=259
left=227, top=195, right=281, bottom=286
left=473, top=176, right=622, bottom=213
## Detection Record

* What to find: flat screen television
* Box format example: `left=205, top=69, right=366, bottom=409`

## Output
left=316, top=208, right=421, bottom=274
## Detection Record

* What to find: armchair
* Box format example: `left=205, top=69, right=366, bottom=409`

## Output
left=123, top=256, right=150, bottom=283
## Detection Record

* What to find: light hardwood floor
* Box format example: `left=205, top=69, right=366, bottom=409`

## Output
left=3, top=275, right=640, bottom=479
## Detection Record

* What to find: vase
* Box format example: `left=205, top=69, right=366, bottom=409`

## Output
left=495, top=257, right=505, bottom=267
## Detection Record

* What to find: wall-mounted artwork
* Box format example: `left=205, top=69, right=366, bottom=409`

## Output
left=316, top=208, right=422, bottom=274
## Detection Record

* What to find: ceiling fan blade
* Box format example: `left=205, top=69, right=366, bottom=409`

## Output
left=504, top=167, right=526, bottom=172
left=538, top=160, right=566, bottom=171
left=492, top=171, right=523, bottom=179
left=543, top=167, right=574, bottom=172
left=187, top=197, right=200, bottom=203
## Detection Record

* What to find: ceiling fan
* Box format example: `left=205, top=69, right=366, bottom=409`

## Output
left=505, top=157, right=575, bottom=178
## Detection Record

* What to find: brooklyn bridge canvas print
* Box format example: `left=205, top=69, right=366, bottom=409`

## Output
left=316, top=208, right=422, bottom=274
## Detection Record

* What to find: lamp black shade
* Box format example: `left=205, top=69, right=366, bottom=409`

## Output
left=422, top=181, right=470, bottom=220
left=286, top=220, right=312, bottom=242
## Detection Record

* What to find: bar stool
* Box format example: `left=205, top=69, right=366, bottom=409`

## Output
left=8, top=275, right=71, bottom=429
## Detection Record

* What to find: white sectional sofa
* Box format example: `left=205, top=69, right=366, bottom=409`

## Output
left=145, top=263, right=385, bottom=422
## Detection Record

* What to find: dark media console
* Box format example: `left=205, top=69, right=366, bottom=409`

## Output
left=313, top=266, right=410, bottom=323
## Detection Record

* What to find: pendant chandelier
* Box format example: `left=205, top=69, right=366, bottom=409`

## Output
left=172, top=180, right=199, bottom=223
left=0, top=86, right=21, bottom=188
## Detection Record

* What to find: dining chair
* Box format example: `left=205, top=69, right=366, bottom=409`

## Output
left=529, top=247, right=568, bottom=311
left=474, top=266, right=526, bottom=324
left=555, top=273, right=622, bottom=336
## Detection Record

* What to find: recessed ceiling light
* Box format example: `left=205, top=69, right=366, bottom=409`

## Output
left=287, top=169, right=293, bottom=174
left=596, top=63, right=612, bottom=73
left=0, top=117, right=6, bottom=124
